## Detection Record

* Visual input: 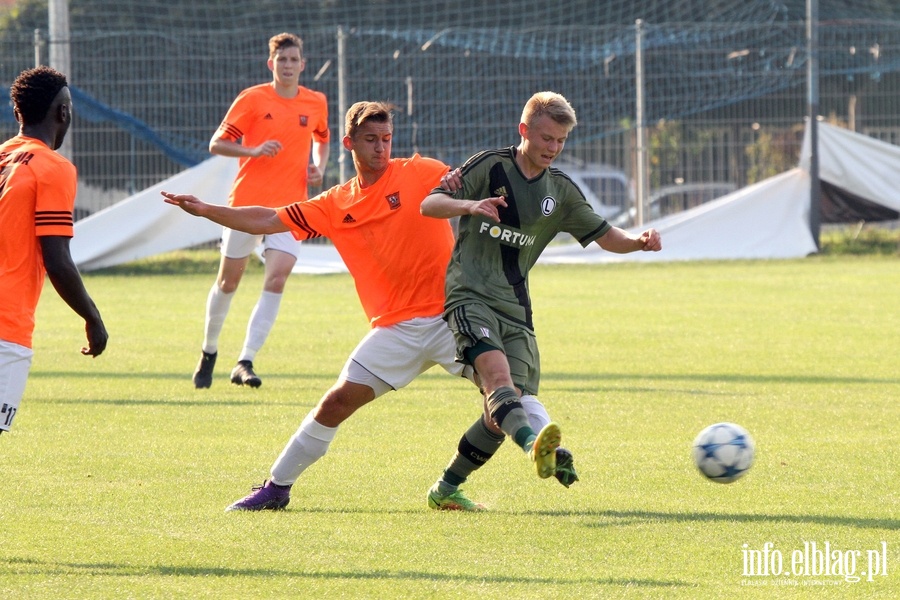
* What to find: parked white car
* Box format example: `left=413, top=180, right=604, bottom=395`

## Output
left=612, top=182, right=737, bottom=228
left=555, top=162, right=632, bottom=221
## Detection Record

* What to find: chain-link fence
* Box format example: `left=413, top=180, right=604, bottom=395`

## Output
left=2, top=1, right=899, bottom=220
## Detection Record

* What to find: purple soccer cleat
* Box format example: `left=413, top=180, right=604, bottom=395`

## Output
left=225, top=480, right=291, bottom=512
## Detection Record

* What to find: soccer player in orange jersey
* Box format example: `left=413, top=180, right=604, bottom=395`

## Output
left=193, top=32, right=330, bottom=390
left=162, top=101, right=499, bottom=511
left=0, top=66, right=107, bottom=436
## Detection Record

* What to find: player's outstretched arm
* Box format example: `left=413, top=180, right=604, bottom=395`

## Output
left=161, top=191, right=289, bottom=235
left=596, top=226, right=662, bottom=254
left=40, top=236, right=108, bottom=357
left=421, top=193, right=507, bottom=223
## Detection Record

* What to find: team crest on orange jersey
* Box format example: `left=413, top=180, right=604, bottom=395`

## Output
left=299, top=115, right=309, bottom=126
left=386, top=191, right=401, bottom=210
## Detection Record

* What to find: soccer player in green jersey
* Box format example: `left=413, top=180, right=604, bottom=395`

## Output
left=421, top=91, right=661, bottom=509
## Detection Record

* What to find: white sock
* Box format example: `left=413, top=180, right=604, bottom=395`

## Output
left=238, top=291, right=282, bottom=362
left=521, top=394, right=551, bottom=432
left=270, top=411, right=338, bottom=486
left=202, top=284, right=234, bottom=354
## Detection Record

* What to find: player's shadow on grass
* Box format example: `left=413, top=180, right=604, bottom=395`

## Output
left=35, top=397, right=317, bottom=408
left=4, top=556, right=690, bottom=589
left=33, top=369, right=900, bottom=388
left=30, top=369, right=333, bottom=383
left=563, top=509, right=900, bottom=531
left=285, top=506, right=899, bottom=531
left=542, top=371, right=900, bottom=389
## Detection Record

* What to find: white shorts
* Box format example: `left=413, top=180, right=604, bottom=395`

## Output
left=0, top=340, right=33, bottom=432
left=340, top=316, right=475, bottom=398
left=221, top=228, right=301, bottom=260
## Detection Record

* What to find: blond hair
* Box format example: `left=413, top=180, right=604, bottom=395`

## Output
left=521, top=91, right=577, bottom=129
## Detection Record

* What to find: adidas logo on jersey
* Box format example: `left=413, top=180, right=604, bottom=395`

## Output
left=263, top=113, right=274, bottom=120
left=342, top=214, right=356, bottom=223
left=493, top=186, right=508, bottom=198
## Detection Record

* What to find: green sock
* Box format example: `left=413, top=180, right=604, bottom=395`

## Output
left=515, top=429, right=537, bottom=452
left=437, top=417, right=505, bottom=494
left=436, top=480, right=459, bottom=495
left=487, top=387, right=536, bottom=452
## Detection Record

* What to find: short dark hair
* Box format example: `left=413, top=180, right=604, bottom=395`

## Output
left=10, top=66, right=68, bottom=126
left=344, top=101, right=394, bottom=139
left=268, top=32, right=303, bottom=59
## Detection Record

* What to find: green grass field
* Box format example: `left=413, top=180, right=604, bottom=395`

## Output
left=2, top=252, right=898, bottom=599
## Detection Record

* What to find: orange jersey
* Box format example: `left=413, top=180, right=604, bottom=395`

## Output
left=276, top=155, right=452, bottom=328
left=215, top=83, right=329, bottom=208
left=0, top=135, right=77, bottom=348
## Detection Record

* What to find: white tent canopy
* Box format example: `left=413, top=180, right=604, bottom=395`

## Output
left=541, top=121, right=900, bottom=264
left=808, top=121, right=900, bottom=212
left=72, top=122, right=900, bottom=271
left=72, top=156, right=236, bottom=271
left=541, top=167, right=816, bottom=263
left=72, top=156, right=348, bottom=273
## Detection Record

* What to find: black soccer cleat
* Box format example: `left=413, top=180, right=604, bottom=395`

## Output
left=192, top=350, right=217, bottom=389
left=230, top=360, right=262, bottom=388
left=554, top=447, right=580, bottom=488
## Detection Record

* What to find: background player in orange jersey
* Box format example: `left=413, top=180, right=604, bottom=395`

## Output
left=192, top=32, right=330, bottom=390
left=0, top=66, right=108, bottom=436
left=162, top=101, right=500, bottom=511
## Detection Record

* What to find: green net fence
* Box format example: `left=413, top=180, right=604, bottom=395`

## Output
left=1, top=0, right=899, bottom=215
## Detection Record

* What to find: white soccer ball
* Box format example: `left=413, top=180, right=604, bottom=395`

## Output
left=692, top=422, right=755, bottom=483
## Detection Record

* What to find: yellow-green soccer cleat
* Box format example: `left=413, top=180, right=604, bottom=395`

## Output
left=530, top=422, right=561, bottom=479
left=427, top=484, right=486, bottom=511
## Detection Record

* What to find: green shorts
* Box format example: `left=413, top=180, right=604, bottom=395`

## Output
left=446, top=302, right=541, bottom=395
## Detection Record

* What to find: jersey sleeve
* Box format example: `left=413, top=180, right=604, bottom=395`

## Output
left=35, top=158, right=77, bottom=238
left=427, top=150, right=488, bottom=199
left=213, top=89, right=254, bottom=142
left=311, top=91, right=330, bottom=143
left=411, top=155, right=449, bottom=201
left=559, top=186, right=612, bottom=246
left=275, top=188, right=334, bottom=240
left=457, top=151, right=493, bottom=201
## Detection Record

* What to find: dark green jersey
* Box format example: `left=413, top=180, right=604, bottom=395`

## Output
left=439, top=146, right=611, bottom=330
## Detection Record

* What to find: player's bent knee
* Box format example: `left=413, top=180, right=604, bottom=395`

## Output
left=316, top=382, right=376, bottom=425
left=217, top=279, right=241, bottom=294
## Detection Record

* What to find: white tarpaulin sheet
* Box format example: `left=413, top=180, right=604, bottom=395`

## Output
left=803, top=121, right=900, bottom=211
left=540, top=168, right=817, bottom=264
left=72, top=156, right=348, bottom=273
left=72, top=156, right=236, bottom=271
left=540, top=121, right=900, bottom=264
